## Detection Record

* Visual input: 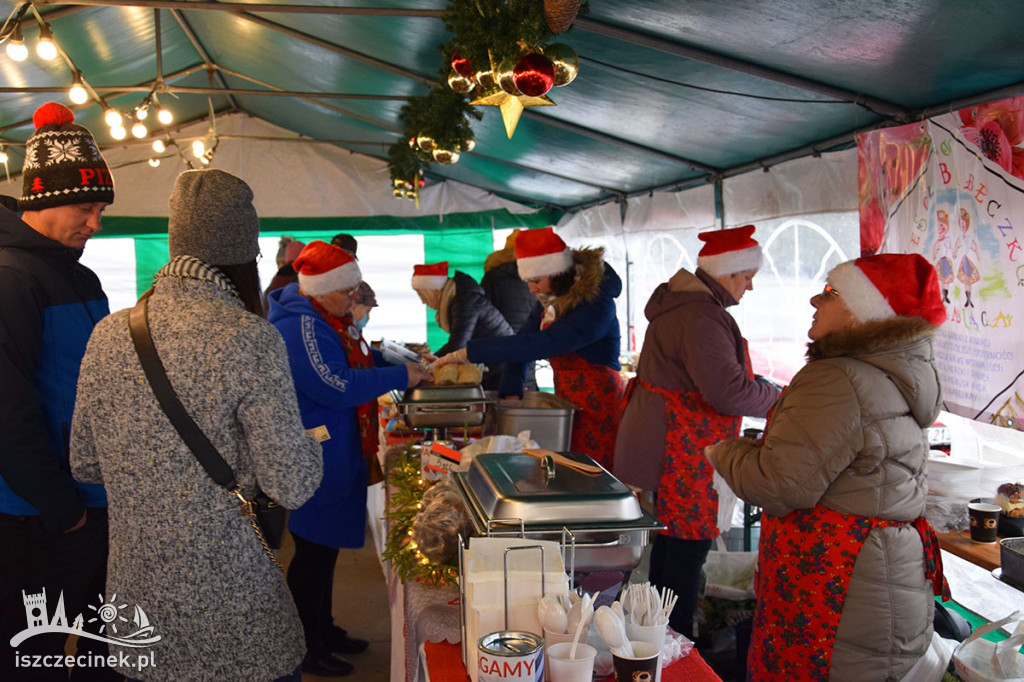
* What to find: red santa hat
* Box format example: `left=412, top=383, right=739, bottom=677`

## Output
left=411, top=262, right=450, bottom=290
left=515, top=227, right=573, bottom=280
left=827, top=253, right=946, bottom=326
left=293, top=240, right=361, bottom=296
left=696, top=225, right=763, bottom=277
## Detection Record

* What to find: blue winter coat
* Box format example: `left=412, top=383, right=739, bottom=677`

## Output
left=268, top=283, right=408, bottom=548
left=468, top=248, right=622, bottom=398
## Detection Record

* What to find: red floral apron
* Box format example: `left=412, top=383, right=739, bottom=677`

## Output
left=645, top=341, right=754, bottom=540
left=549, top=352, right=625, bottom=468
left=309, top=300, right=379, bottom=464
left=749, top=505, right=949, bottom=681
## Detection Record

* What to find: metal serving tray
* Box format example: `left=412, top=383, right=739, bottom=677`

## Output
left=396, top=384, right=490, bottom=428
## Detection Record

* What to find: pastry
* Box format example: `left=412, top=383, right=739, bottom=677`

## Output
left=456, top=364, right=483, bottom=385
left=996, top=482, right=1024, bottom=518
left=434, top=364, right=460, bottom=385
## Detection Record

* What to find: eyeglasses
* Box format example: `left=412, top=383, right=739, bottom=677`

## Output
left=821, top=284, right=840, bottom=298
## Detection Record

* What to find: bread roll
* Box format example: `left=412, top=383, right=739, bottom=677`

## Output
left=435, top=364, right=460, bottom=385
left=457, top=364, right=483, bottom=385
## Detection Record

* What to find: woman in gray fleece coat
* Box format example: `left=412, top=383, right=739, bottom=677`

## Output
left=71, top=170, right=323, bottom=682
left=707, top=253, right=949, bottom=682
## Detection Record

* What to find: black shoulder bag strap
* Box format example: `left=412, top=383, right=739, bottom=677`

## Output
left=127, top=296, right=237, bottom=489
left=127, top=296, right=284, bottom=567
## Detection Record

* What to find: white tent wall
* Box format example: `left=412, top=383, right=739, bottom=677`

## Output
left=553, top=148, right=860, bottom=382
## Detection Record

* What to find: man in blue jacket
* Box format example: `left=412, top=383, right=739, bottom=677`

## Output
left=0, top=102, right=118, bottom=680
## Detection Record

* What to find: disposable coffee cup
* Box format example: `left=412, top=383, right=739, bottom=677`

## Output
left=543, top=628, right=578, bottom=682
left=968, top=502, right=1000, bottom=543
left=625, top=621, right=666, bottom=682
left=611, top=640, right=659, bottom=682
left=547, top=642, right=597, bottom=682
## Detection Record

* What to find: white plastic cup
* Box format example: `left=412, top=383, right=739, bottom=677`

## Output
left=625, top=621, right=666, bottom=682
left=611, top=640, right=659, bottom=682
left=544, top=628, right=580, bottom=681
left=547, top=642, right=597, bottom=682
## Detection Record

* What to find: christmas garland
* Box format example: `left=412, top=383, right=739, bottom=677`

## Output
left=381, top=446, right=459, bottom=586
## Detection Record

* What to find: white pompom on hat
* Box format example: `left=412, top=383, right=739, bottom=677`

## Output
left=293, top=240, right=361, bottom=296
left=827, top=253, right=947, bottom=326
left=696, top=225, right=763, bottom=278
left=515, top=227, right=573, bottom=280
left=411, top=261, right=450, bottom=290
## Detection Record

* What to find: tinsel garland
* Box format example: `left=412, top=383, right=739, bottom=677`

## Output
left=381, top=446, right=459, bottom=586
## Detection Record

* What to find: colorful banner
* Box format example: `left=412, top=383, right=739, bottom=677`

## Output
left=858, top=97, right=1024, bottom=427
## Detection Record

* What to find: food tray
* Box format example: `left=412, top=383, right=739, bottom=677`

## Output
left=396, top=384, right=489, bottom=428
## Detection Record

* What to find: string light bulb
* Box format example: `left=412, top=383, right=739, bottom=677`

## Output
left=131, top=120, right=147, bottom=139
left=109, top=125, right=126, bottom=141
left=0, top=146, right=7, bottom=164
left=199, top=155, right=210, bottom=165
left=35, top=23, right=57, bottom=61
left=5, top=25, right=27, bottom=61
left=104, top=108, right=123, bottom=129
left=191, top=139, right=205, bottom=158
left=157, top=107, right=173, bottom=125
left=68, top=72, right=87, bottom=105
left=152, top=139, right=166, bottom=153
left=147, top=158, right=160, bottom=167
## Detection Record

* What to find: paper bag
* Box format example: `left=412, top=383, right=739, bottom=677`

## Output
left=953, top=611, right=1024, bottom=682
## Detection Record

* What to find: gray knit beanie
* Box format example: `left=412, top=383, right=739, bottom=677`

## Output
left=168, top=169, right=260, bottom=265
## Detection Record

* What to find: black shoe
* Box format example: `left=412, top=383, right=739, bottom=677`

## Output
left=301, top=651, right=354, bottom=677
left=325, top=625, right=369, bottom=654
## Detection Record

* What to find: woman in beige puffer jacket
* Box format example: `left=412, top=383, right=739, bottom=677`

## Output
left=708, top=253, right=949, bottom=682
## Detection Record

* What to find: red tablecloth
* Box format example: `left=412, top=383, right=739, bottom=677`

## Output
left=423, top=640, right=722, bottom=682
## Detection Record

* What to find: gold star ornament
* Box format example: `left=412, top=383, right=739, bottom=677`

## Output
left=471, top=88, right=555, bottom=138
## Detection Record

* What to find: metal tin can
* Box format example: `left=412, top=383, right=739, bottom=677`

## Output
left=477, top=630, right=544, bottom=682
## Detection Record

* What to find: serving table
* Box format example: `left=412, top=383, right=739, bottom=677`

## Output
left=936, top=530, right=1000, bottom=571
left=421, top=640, right=723, bottom=682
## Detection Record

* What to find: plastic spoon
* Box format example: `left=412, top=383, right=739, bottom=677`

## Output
left=594, top=605, right=633, bottom=658
left=538, top=595, right=568, bottom=634
left=568, top=592, right=594, bottom=659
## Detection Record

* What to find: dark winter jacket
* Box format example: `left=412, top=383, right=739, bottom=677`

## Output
left=482, top=253, right=538, bottom=390
left=0, top=206, right=108, bottom=531
left=437, top=270, right=514, bottom=391
left=469, top=248, right=622, bottom=397
left=613, top=267, right=779, bottom=490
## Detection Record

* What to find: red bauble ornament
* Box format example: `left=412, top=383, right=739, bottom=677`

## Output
left=512, top=53, right=555, bottom=98
left=451, top=51, right=474, bottom=78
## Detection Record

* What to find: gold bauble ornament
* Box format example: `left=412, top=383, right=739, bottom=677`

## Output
left=457, top=138, right=476, bottom=153
left=496, top=54, right=523, bottom=96
left=475, top=67, right=496, bottom=91
left=544, top=43, right=579, bottom=86
left=393, top=188, right=403, bottom=197
left=447, top=70, right=476, bottom=95
left=432, top=148, right=460, bottom=165
left=415, top=134, right=435, bottom=152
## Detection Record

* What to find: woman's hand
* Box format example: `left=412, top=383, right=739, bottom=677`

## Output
left=405, top=362, right=431, bottom=388
left=431, top=347, right=468, bottom=369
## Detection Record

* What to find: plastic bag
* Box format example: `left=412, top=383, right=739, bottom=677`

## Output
left=952, top=611, right=1024, bottom=682
left=712, top=470, right=738, bottom=536
left=703, top=537, right=757, bottom=601
left=456, top=431, right=539, bottom=470
left=411, top=479, right=474, bottom=563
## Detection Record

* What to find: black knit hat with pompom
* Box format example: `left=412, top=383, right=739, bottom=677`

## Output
left=18, top=102, right=114, bottom=211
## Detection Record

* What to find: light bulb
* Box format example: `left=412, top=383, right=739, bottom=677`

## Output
left=147, top=158, right=160, bottom=167
left=152, top=139, right=166, bottom=153
left=109, top=125, right=126, bottom=141
left=36, top=25, right=57, bottom=60
left=157, top=108, right=172, bottom=125
left=199, top=155, right=210, bottom=165
left=191, top=140, right=205, bottom=158
left=0, top=148, right=7, bottom=164
left=6, top=37, right=27, bottom=62
left=104, top=109, right=123, bottom=128
left=136, top=106, right=148, bottom=121
left=131, top=122, right=147, bottom=138
left=69, top=83, right=87, bottom=104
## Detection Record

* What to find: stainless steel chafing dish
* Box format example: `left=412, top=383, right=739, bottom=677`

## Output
left=394, top=384, right=490, bottom=428
left=453, top=451, right=664, bottom=573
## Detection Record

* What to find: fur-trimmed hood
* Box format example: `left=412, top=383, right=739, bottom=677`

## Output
left=807, top=316, right=941, bottom=428
left=550, top=247, right=619, bottom=317
left=484, top=247, right=516, bottom=273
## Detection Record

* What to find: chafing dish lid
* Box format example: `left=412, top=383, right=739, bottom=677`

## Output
left=461, top=452, right=643, bottom=524
left=401, top=384, right=487, bottom=403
